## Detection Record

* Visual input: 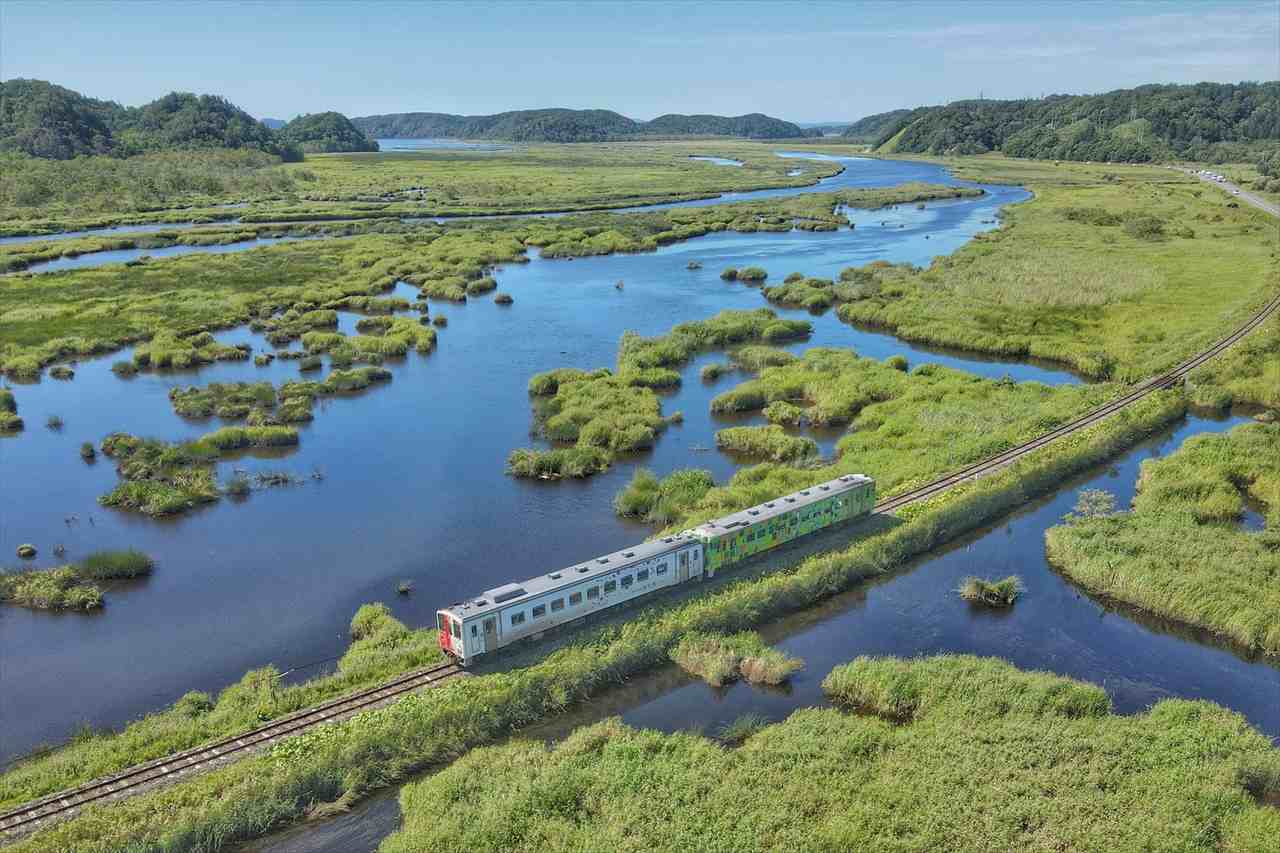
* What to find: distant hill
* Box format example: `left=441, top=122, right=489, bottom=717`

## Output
left=278, top=112, right=378, bottom=153
left=841, top=109, right=913, bottom=143
left=863, top=82, right=1279, bottom=162
left=0, top=79, right=121, bottom=159
left=260, top=117, right=287, bottom=129
left=0, top=79, right=303, bottom=160
left=352, top=108, right=804, bottom=142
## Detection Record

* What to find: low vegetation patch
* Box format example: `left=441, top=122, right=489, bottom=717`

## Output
left=1045, top=421, right=1280, bottom=655
left=715, top=425, right=818, bottom=462
left=957, top=575, right=1023, bottom=606
left=0, top=388, right=22, bottom=431
left=379, top=655, right=1278, bottom=852
left=0, top=549, right=154, bottom=611
left=669, top=631, right=803, bottom=686
left=613, top=467, right=715, bottom=524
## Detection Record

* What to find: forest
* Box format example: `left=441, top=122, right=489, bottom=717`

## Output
left=0, top=80, right=375, bottom=161
left=849, top=81, right=1278, bottom=162
left=351, top=108, right=804, bottom=141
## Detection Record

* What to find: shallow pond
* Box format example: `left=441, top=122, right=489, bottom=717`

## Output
left=243, top=408, right=1280, bottom=853
left=0, top=156, right=1073, bottom=761
left=689, top=155, right=744, bottom=166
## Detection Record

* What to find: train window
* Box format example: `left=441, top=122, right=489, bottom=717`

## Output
left=636, top=569, right=649, bottom=582
left=551, top=598, right=565, bottom=612
left=679, top=551, right=688, bottom=569
left=470, top=625, right=477, bottom=637
left=587, top=586, right=600, bottom=599
left=621, top=575, right=633, bottom=588
left=569, top=592, right=583, bottom=605
left=604, top=580, right=617, bottom=593
left=436, top=613, right=447, bottom=630
left=451, top=620, right=461, bottom=639
left=532, top=605, right=546, bottom=619
left=511, top=612, right=526, bottom=626
left=656, top=564, right=667, bottom=575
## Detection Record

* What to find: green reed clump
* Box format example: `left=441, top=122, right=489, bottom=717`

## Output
left=466, top=276, right=497, bottom=295
left=711, top=347, right=904, bottom=426
left=506, top=446, right=610, bottom=479
left=763, top=400, right=804, bottom=426
left=199, top=425, right=299, bottom=451
left=716, top=713, right=770, bottom=745
left=0, top=567, right=102, bottom=611
left=729, top=345, right=796, bottom=370
left=77, top=549, right=154, bottom=580
left=169, top=382, right=278, bottom=419
left=49, top=365, right=74, bottom=380
left=132, top=331, right=248, bottom=371
left=322, top=366, right=393, bottom=393
left=957, top=575, right=1023, bottom=607
left=613, top=467, right=715, bottom=523
left=715, top=425, right=818, bottom=462
left=1046, top=421, right=1280, bottom=655
left=617, top=309, right=809, bottom=376
left=670, top=631, right=803, bottom=686
left=720, top=267, right=739, bottom=280
left=355, top=316, right=393, bottom=334
left=0, top=388, right=21, bottom=431
left=737, top=266, right=768, bottom=282
left=110, top=360, right=137, bottom=377
left=528, top=367, right=611, bottom=395
left=494, top=292, right=514, bottom=304
left=700, top=362, right=729, bottom=381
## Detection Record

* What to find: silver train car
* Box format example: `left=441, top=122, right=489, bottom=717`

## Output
left=437, top=473, right=874, bottom=665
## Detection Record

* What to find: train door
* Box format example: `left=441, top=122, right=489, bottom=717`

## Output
left=677, top=549, right=689, bottom=583
left=482, top=617, right=497, bottom=653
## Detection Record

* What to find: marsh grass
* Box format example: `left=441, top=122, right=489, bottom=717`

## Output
left=0, top=388, right=22, bottom=431
left=1046, top=421, right=1280, bottom=655
left=0, top=550, right=152, bottom=611
left=957, top=575, right=1024, bottom=607
left=379, top=655, right=1277, bottom=853
left=715, top=713, right=770, bottom=745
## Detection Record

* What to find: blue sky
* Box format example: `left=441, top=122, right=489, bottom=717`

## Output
left=1, top=0, right=1275, bottom=122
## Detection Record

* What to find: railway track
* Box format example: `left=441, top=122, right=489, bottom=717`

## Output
left=2, top=286, right=1277, bottom=841
left=874, top=290, right=1280, bottom=515
left=0, top=661, right=463, bottom=838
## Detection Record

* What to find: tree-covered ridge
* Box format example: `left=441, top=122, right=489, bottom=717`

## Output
left=0, top=79, right=121, bottom=159
left=869, top=81, right=1279, bottom=162
left=278, top=112, right=378, bottom=153
left=0, top=79, right=303, bottom=160
left=840, top=108, right=913, bottom=142
left=352, top=108, right=803, bottom=141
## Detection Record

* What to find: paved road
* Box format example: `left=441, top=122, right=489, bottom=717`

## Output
left=1177, top=167, right=1280, bottom=218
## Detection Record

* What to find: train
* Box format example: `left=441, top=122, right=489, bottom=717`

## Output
left=437, top=473, right=875, bottom=665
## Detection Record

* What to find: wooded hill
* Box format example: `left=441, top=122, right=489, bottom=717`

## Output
left=0, top=80, right=376, bottom=160
left=351, top=108, right=804, bottom=142
left=844, top=82, right=1278, bottom=163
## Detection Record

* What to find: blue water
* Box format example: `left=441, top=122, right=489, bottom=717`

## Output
left=20, top=235, right=315, bottom=274
left=376, top=138, right=509, bottom=151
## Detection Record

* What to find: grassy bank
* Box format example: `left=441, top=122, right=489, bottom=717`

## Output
left=1046, top=421, right=1280, bottom=656
left=379, top=655, right=1278, bottom=852
left=810, top=152, right=1278, bottom=381
left=2, top=389, right=1187, bottom=851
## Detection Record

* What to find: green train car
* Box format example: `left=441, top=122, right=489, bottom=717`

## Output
left=687, top=474, right=875, bottom=576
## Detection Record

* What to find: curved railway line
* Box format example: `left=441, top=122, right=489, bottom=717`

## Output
left=2, top=189, right=1277, bottom=843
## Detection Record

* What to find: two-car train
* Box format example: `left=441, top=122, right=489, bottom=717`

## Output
left=437, top=473, right=875, bottom=665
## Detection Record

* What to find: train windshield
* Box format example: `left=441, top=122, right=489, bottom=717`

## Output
left=436, top=612, right=447, bottom=631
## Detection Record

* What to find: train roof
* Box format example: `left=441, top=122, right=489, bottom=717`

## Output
left=441, top=532, right=698, bottom=620
left=688, top=474, right=873, bottom=538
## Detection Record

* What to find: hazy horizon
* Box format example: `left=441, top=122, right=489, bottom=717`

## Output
left=2, top=0, right=1277, bottom=124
